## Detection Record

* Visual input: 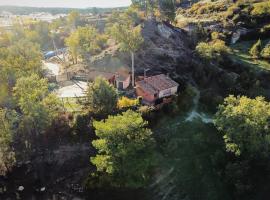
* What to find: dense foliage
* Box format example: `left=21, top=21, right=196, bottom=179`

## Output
left=117, top=97, right=139, bottom=109
left=65, top=26, right=108, bottom=63
left=215, top=95, right=270, bottom=157
left=0, top=109, right=15, bottom=176
left=85, top=77, right=118, bottom=114
left=90, top=110, right=156, bottom=188
left=249, top=39, right=262, bottom=58
left=196, top=39, right=230, bottom=61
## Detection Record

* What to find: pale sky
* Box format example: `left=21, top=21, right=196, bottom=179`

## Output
left=0, top=0, right=132, bottom=8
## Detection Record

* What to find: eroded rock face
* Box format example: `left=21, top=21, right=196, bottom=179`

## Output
left=88, top=19, right=195, bottom=79
left=136, top=20, right=194, bottom=76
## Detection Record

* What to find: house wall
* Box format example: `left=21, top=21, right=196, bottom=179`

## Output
left=136, top=87, right=156, bottom=103
left=116, top=76, right=130, bottom=90
left=158, top=86, right=178, bottom=98
left=123, top=76, right=131, bottom=89
left=56, top=72, right=72, bottom=82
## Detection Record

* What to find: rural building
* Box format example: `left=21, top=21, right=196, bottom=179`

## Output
left=115, top=72, right=130, bottom=90
left=136, top=74, right=179, bottom=105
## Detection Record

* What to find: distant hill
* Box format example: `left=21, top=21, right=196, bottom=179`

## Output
left=0, top=6, right=127, bottom=15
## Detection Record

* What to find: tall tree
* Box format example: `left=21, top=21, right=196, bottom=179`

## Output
left=14, top=74, right=61, bottom=136
left=65, top=31, right=80, bottom=64
left=0, top=108, right=15, bottom=176
left=0, top=39, right=42, bottom=107
left=91, top=110, right=156, bottom=188
left=158, top=0, right=176, bottom=22
left=108, top=23, right=144, bottom=87
left=65, top=26, right=107, bottom=63
left=67, top=11, right=80, bottom=30
left=0, top=39, right=42, bottom=84
left=132, top=0, right=157, bottom=17
left=86, top=77, right=118, bottom=114
left=214, top=95, right=270, bottom=157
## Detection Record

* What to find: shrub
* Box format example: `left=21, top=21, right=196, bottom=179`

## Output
left=261, top=44, right=270, bottom=59
left=251, top=1, right=270, bottom=17
left=249, top=39, right=262, bottom=58
left=260, top=24, right=270, bottom=33
left=117, top=96, right=139, bottom=109
left=211, top=31, right=226, bottom=40
left=196, top=39, right=230, bottom=60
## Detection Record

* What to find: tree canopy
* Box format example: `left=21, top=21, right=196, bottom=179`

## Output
left=86, top=77, right=118, bottom=114
left=91, top=110, right=156, bottom=188
left=65, top=26, right=108, bottom=63
left=196, top=39, right=230, bottom=61
left=0, top=108, right=15, bottom=176
left=14, top=74, right=61, bottom=135
left=214, top=95, right=270, bottom=157
left=108, top=23, right=143, bottom=53
left=107, top=21, right=143, bottom=86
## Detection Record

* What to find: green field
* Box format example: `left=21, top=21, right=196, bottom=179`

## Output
left=230, top=40, right=270, bottom=71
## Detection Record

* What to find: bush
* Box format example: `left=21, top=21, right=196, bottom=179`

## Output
left=249, top=39, right=262, bottom=58
left=261, top=44, right=270, bottom=59
left=260, top=24, right=270, bottom=33
left=117, top=96, right=139, bottom=109
left=196, top=39, right=230, bottom=60
left=251, top=1, right=270, bottom=17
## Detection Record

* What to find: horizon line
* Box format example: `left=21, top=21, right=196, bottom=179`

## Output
left=0, top=5, right=129, bottom=9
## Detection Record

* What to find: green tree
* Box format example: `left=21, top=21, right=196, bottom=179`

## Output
left=14, top=74, right=61, bottom=136
left=0, top=39, right=42, bottom=106
left=65, top=26, right=107, bottom=63
left=0, top=108, right=15, bottom=176
left=214, top=95, right=270, bottom=157
left=158, top=0, right=176, bottom=22
left=67, top=11, right=80, bottom=30
left=251, top=1, right=270, bottom=17
left=249, top=39, right=262, bottom=58
left=86, top=77, right=118, bottom=114
left=108, top=23, right=144, bottom=87
left=261, top=45, right=270, bottom=59
left=65, top=31, right=79, bottom=63
left=0, top=28, right=11, bottom=47
left=91, top=110, right=156, bottom=188
left=0, top=39, right=42, bottom=85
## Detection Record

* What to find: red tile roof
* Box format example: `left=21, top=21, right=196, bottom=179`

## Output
left=137, top=80, right=158, bottom=95
left=136, top=74, right=179, bottom=95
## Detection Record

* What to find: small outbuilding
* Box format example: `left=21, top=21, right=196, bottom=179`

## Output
left=115, top=72, right=131, bottom=90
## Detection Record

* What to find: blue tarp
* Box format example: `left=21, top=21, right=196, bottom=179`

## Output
left=44, top=48, right=67, bottom=59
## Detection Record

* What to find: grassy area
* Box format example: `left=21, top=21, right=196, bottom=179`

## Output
left=151, top=111, right=231, bottom=200
left=230, top=40, right=270, bottom=71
